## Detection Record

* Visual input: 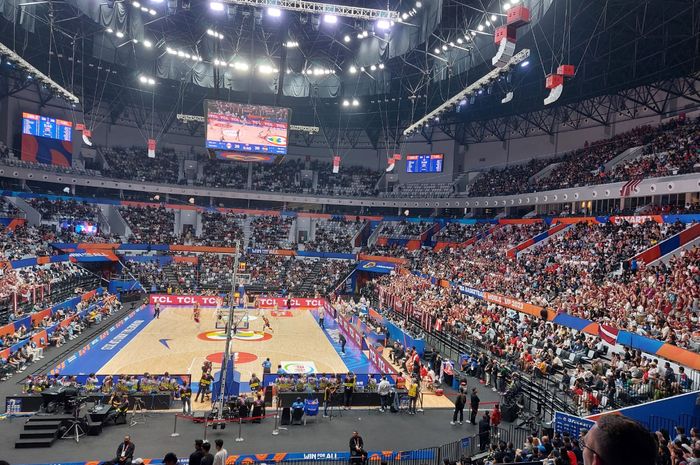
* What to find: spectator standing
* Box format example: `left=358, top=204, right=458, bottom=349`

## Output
left=478, top=413, right=491, bottom=451
left=200, top=442, right=214, bottom=465
left=189, top=439, right=204, bottom=465
left=163, top=453, right=178, bottom=465
left=213, top=439, right=227, bottom=465
left=339, top=333, right=347, bottom=355
left=470, top=388, right=480, bottom=425
left=377, top=376, right=391, bottom=412
left=180, top=381, right=192, bottom=414
left=451, top=388, right=466, bottom=425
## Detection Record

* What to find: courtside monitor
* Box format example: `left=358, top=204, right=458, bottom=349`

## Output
left=205, top=101, right=290, bottom=156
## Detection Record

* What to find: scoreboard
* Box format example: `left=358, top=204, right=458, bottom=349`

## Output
left=406, top=153, right=444, bottom=173
left=22, top=113, right=72, bottom=142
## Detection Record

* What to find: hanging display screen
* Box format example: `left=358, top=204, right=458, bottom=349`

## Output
left=405, top=153, right=444, bottom=173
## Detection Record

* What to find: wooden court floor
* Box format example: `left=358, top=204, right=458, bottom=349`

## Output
left=98, top=306, right=348, bottom=402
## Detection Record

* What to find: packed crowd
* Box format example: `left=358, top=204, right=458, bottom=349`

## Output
left=29, top=198, right=100, bottom=222
left=397, top=220, right=696, bottom=349
left=305, top=218, right=364, bottom=253
left=195, top=211, right=245, bottom=247
left=120, top=206, right=176, bottom=243
left=101, top=147, right=180, bottom=184
left=1, top=292, right=119, bottom=380
left=378, top=220, right=432, bottom=239
left=433, top=223, right=493, bottom=243
left=248, top=216, right=294, bottom=249
left=469, top=116, right=699, bottom=198
left=0, top=197, right=20, bottom=217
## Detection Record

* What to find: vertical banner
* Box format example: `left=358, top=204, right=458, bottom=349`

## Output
left=332, top=155, right=341, bottom=174
left=75, top=123, right=85, bottom=131
left=147, top=139, right=156, bottom=158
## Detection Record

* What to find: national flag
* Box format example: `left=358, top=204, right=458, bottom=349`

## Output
left=599, top=324, right=619, bottom=345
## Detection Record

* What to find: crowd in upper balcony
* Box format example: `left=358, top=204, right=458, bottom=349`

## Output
left=29, top=198, right=99, bottom=222
left=469, top=116, right=700, bottom=197
left=101, top=146, right=180, bottom=184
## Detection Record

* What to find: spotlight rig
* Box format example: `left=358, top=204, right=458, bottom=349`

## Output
left=0, top=41, right=80, bottom=105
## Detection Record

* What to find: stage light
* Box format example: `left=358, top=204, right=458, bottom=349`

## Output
left=357, top=33, right=363, bottom=39
left=342, top=99, right=350, bottom=107
left=267, top=7, right=281, bottom=16
left=344, top=35, right=351, bottom=43
left=323, top=14, right=338, bottom=24
left=415, top=1, right=422, bottom=7
left=106, top=28, right=114, bottom=33
left=149, top=9, right=156, bottom=15
left=349, top=65, right=357, bottom=73
left=177, top=50, right=185, bottom=57
left=352, top=98, right=359, bottom=106
left=376, top=19, right=391, bottom=30
left=148, top=78, right=155, bottom=85
left=485, top=20, right=490, bottom=26
left=210, top=1, right=224, bottom=11
left=442, top=45, right=448, bottom=51
left=401, top=13, right=408, bottom=20
left=360, top=66, right=365, bottom=72
left=457, top=38, right=463, bottom=44
left=520, top=60, right=529, bottom=67
left=151, top=0, right=164, bottom=3
left=477, top=24, right=484, bottom=31
left=471, top=30, right=477, bottom=36
left=491, top=14, right=497, bottom=21
left=116, top=31, right=125, bottom=38
left=503, top=3, right=511, bottom=11
left=132, top=1, right=140, bottom=6
left=166, top=47, right=175, bottom=54
left=139, top=75, right=148, bottom=83
left=434, top=48, right=440, bottom=54
left=370, top=64, right=376, bottom=71
left=133, top=38, right=139, bottom=43
left=286, top=69, right=291, bottom=74
left=233, top=61, right=248, bottom=71
left=378, top=63, right=384, bottom=69
left=449, top=42, right=455, bottom=47
left=258, top=64, right=278, bottom=74
left=362, top=30, right=369, bottom=37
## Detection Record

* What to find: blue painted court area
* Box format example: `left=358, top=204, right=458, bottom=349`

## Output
left=54, top=305, right=155, bottom=376
left=311, top=309, right=373, bottom=374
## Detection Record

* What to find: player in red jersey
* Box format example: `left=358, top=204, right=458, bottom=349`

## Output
left=193, top=302, right=201, bottom=327
left=262, top=314, right=273, bottom=333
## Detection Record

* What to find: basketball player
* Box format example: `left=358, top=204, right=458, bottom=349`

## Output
left=154, top=303, right=161, bottom=319
left=193, top=302, right=201, bottom=327
left=262, top=314, right=273, bottom=333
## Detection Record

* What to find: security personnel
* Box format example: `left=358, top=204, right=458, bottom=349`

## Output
left=249, top=374, right=261, bottom=393
left=195, top=372, right=213, bottom=402
left=343, top=371, right=356, bottom=410
left=180, top=381, right=192, bottom=414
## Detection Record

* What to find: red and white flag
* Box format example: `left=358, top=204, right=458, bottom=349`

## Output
left=332, top=156, right=341, bottom=174
left=599, top=324, right=619, bottom=345
left=434, top=318, right=443, bottom=332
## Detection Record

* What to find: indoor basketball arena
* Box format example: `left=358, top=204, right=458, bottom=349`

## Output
left=0, top=1, right=698, bottom=465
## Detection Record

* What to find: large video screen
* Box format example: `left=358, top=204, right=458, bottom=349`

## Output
left=406, top=153, right=444, bottom=173
left=22, top=112, right=72, bottom=142
left=205, top=101, right=289, bottom=155
left=21, top=112, right=73, bottom=167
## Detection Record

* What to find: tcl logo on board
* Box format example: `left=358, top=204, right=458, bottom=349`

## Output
left=256, top=297, right=325, bottom=308
left=149, top=294, right=219, bottom=306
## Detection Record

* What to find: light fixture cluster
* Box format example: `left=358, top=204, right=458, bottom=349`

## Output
left=139, top=75, right=156, bottom=85
left=403, top=48, right=530, bottom=135
left=166, top=47, right=204, bottom=62
left=303, top=67, right=336, bottom=76
left=502, top=0, right=520, bottom=12
left=258, top=64, right=279, bottom=74
left=212, top=59, right=250, bottom=71
left=283, top=41, right=299, bottom=48
left=433, top=39, right=472, bottom=55
left=399, top=0, right=422, bottom=20
left=0, top=42, right=80, bottom=104
left=206, top=29, right=224, bottom=40
left=132, top=1, right=157, bottom=15
left=341, top=98, right=360, bottom=107
left=348, top=62, right=384, bottom=73
left=105, top=27, right=125, bottom=39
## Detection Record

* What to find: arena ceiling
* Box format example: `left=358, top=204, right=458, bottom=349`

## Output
left=0, top=0, right=699, bottom=148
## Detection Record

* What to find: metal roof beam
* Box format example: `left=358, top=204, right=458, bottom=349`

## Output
left=219, top=0, right=400, bottom=21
